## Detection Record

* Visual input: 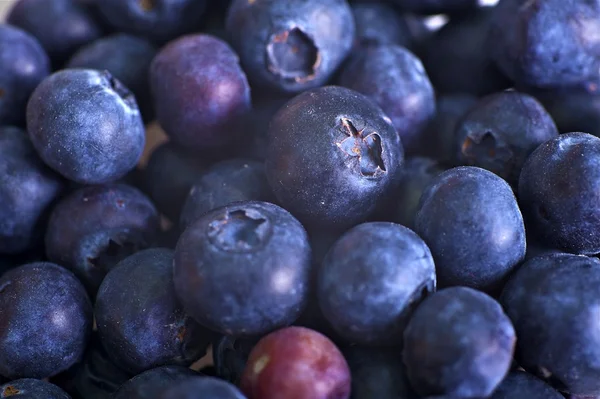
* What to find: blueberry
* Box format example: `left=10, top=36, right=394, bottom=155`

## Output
left=66, top=34, right=158, bottom=124
left=0, top=24, right=50, bottom=127
left=488, top=371, right=564, bottom=399
left=213, top=335, right=261, bottom=386
left=420, top=8, right=511, bottom=97
left=180, top=158, right=273, bottom=230
left=318, top=222, right=436, bottom=346
left=157, top=377, right=247, bottom=399
left=26, top=69, right=145, bottom=184
left=390, top=157, right=445, bottom=230
left=266, top=86, right=404, bottom=229
left=240, top=326, right=351, bottom=399
left=0, top=262, right=93, bottom=380
left=454, top=90, right=558, bottom=185
left=489, top=0, right=600, bottom=89
left=7, top=0, right=103, bottom=67
left=421, top=94, right=478, bottom=162
left=226, top=0, right=355, bottom=94
left=150, top=34, right=251, bottom=150
left=518, top=132, right=600, bottom=255
left=113, top=366, right=202, bottom=399
left=94, top=0, right=208, bottom=44
left=393, top=0, right=478, bottom=14
left=143, top=142, right=207, bottom=222
left=415, top=166, right=526, bottom=293
left=95, top=248, right=213, bottom=374
left=343, top=346, right=417, bottom=399
left=0, top=379, right=70, bottom=399
left=339, top=45, right=436, bottom=154
left=174, top=201, right=311, bottom=336
left=45, top=183, right=161, bottom=297
left=351, top=2, right=414, bottom=49
left=403, top=287, right=515, bottom=398
left=69, top=332, right=132, bottom=399
left=0, top=126, right=64, bottom=254
left=500, top=253, right=600, bottom=395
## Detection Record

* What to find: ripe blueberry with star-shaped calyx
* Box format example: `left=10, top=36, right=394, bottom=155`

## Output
left=266, top=86, right=404, bottom=229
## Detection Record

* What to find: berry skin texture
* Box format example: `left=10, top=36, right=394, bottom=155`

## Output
left=0, top=262, right=93, bottom=380
left=180, top=158, right=273, bottom=230
left=66, top=34, right=158, bottom=124
left=26, top=69, right=145, bottom=184
left=415, top=166, right=526, bottom=293
left=226, top=0, right=355, bottom=94
left=500, top=253, right=600, bottom=396
left=489, top=371, right=564, bottom=399
left=489, top=0, right=600, bottom=89
left=318, top=222, right=436, bottom=346
left=44, top=184, right=161, bottom=297
left=157, top=377, right=247, bottom=399
left=455, top=90, right=558, bottom=185
left=0, top=127, right=64, bottom=254
left=240, top=326, right=351, bottom=399
left=0, top=25, right=50, bottom=127
left=95, top=0, right=208, bottom=44
left=403, top=287, right=516, bottom=398
left=113, top=366, right=202, bottom=399
left=393, top=0, right=478, bottom=14
left=150, top=34, right=251, bottom=150
left=7, top=0, right=102, bottom=66
left=95, top=248, right=214, bottom=375
left=0, top=378, right=70, bottom=398
left=174, top=201, right=311, bottom=336
left=339, top=45, right=436, bottom=154
left=519, top=132, right=600, bottom=255
left=351, top=2, right=414, bottom=49
left=266, top=86, right=404, bottom=230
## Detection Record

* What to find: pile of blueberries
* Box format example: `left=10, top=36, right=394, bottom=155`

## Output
left=3, top=0, right=600, bottom=397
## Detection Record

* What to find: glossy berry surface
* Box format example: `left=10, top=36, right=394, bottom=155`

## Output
left=226, top=0, right=355, bottom=93
left=113, top=365, right=202, bottom=399
left=157, top=377, right=247, bottom=399
left=519, top=132, right=600, bottom=255
left=95, top=0, right=208, bottom=44
left=266, top=86, right=404, bottom=229
left=318, top=222, right=436, bottom=346
left=415, top=166, right=526, bottom=293
left=95, top=248, right=213, bottom=374
left=489, top=0, right=600, bottom=89
left=0, top=378, right=70, bottom=399
left=0, top=126, right=64, bottom=254
left=343, top=346, right=417, bottom=399
left=150, top=34, right=251, bottom=150
left=7, top=0, right=102, bottom=66
left=26, top=69, right=145, bottom=184
left=66, top=34, right=158, bottom=123
left=0, top=262, right=93, bottom=380
left=455, top=90, right=558, bottom=185
left=501, top=253, right=600, bottom=396
left=339, top=44, right=436, bottom=154
left=0, top=24, right=49, bottom=127
left=180, top=158, right=273, bottom=230
left=403, top=287, right=516, bottom=398
left=240, top=326, right=351, bottom=399
left=174, top=201, right=311, bottom=336
left=45, top=184, right=161, bottom=297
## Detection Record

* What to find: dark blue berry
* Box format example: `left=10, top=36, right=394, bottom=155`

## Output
left=113, top=366, right=202, bottom=399
left=0, top=379, right=70, bottom=399
left=157, top=376, right=247, bottom=399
